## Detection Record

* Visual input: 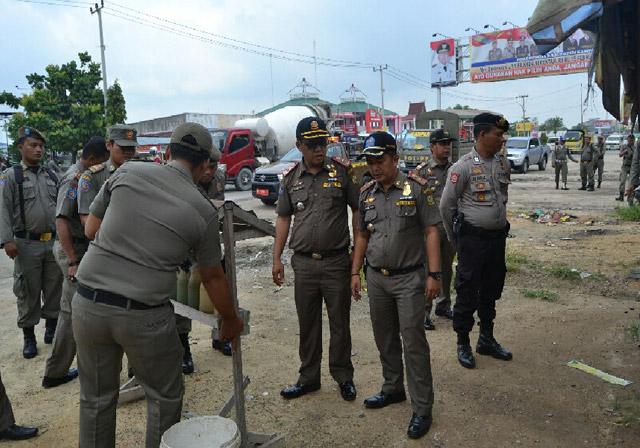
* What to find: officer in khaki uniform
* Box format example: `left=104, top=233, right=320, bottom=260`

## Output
left=42, top=137, right=109, bottom=388
left=440, top=113, right=513, bottom=370
left=351, top=131, right=441, bottom=440
left=594, top=135, right=605, bottom=188
left=273, top=117, right=358, bottom=401
left=617, top=135, right=635, bottom=202
left=626, top=136, right=640, bottom=205
left=0, top=126, right=62, bottom=359
left=77, top=125, right=137, bottom=222
left=579, top=134, right=595, bottom=191
left=552, top=136, right=578, bottom=190
left=175, top=148, right=228, bottom=374
left=418, top=129, right=456, bottom=331
left=0, top=370, right=38, bottom=441
left=71, top=122, right=243, bottom=448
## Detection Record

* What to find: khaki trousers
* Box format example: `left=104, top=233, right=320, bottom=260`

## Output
left=0, top=371, right=15, bottom=432
left=291, top=252, right=353, bottom=385
left=426, top=225, right=455, bottom=316
left=580, top=161, right=594, bottom=187
left=44, top=240, right=88, bottom=378
left=555, top=162, right=568, bottom=184
left=368, top=268, right=434, bottom=417
left=12, top=239, right=62, bottom=328
left=72, top=294, right=184, bottom=448
left=595, top=158, right=604, bottom=184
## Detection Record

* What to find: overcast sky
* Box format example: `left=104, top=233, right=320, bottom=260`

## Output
left=0, top=0, right=610, bottom=128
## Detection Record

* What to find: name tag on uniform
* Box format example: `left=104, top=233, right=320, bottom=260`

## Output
left=323, top=181, right=342, bottom=188
left=396, top=200, right=416, bottom=206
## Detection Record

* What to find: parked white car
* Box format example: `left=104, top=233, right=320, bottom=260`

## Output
left=604, top=134, right=624, bottom=151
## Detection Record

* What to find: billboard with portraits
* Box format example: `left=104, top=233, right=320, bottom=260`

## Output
left=470, top=27, right=594, bottom=83
left=430, top=38, right=458, bottom=87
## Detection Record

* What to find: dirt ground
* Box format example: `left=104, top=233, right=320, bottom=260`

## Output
left=1, top=152, right=639, bottom=447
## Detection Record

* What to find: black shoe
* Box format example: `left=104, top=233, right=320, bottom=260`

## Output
left=423, top=317, right=435, bottom=331
left=42, top=368, right=78, bottom=388
left=555, top=184, right=559, bottom=190
left=0, top=424, right=38, bottom=441
left=212, top=339, right=232, bottom=356
left=578, top=186, right=587, bottom=191
left=476, top=333, right=513, bottom=360
left=457, top=344, right=476, bottom=369
left=22, top=328, right=37, bottom=359
left=44, top=318, right=57, bottom=344
left=280, top=382, right=320, bottom=399
left=435, top=309, right=454, bottom=320
left=363, top=391, right=407, bottom=409
left=597, top=182, right=601, bottom=189
left=562, top=185, right=569, bottom=190
left=587, top=186, right=595, bottom=191
left=182, top=351, right=194, bottom=375
left=615, top=195, right=623, bottom=201
left=339, top=380, right=357, bottom=401
left=407, top=413, right=432, bottom=439
left=179, top=333, right=195, bottom=374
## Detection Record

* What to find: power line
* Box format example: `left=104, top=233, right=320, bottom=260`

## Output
left=14, top=0, right=89, bottom=8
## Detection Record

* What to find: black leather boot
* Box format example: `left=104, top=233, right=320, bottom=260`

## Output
left=476, top=322, right=512, bottom=360
left=22, top=327, right=37, bottom=359
left=456, top=333, right=475, bottom=369
left=179, top=333, right=194, bottom=374
left=44, top=318, right=57, bottom=344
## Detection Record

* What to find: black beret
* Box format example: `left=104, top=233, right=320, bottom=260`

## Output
left=430, top=129, right=457, bottom=143
left=473, top=113, right=509, bottom=132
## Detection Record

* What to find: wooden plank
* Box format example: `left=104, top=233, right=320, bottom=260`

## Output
left=171, top=300, right=220, bottom=329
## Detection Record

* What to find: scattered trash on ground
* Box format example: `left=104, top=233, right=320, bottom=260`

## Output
left=566, top=360, right=632, bottom=386
left=517, top=209, right=578, bottom=224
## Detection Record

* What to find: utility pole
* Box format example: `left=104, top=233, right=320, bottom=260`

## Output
left=516, top=94, right=528, bottom=121
left=373, top=65, right=388, bottom=130
left=269, top=54, right=274, bottom=107
left=579, top=83, right=584, bottom=126
left=313, top=39, right=318, bottom=88
left=91, top=0, right=108, bottom=116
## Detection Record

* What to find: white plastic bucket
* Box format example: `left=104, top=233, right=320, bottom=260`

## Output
left=160, top=416, right=240, bottom=448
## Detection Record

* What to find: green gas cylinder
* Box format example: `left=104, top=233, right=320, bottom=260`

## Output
left=187, top=265, right=201, bottom=309
left=176, top=268, right=189, bottom=305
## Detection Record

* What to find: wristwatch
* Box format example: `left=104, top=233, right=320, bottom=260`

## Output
left=428, top=271, right=442, bottom=281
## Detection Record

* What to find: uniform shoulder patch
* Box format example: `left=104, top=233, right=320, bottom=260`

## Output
left=408, top=172, right=428, bottom=186
left=359, top=179, right=376, bottom=193
left=88, top=163, right=105, bottom=174
left=331, top=156, right=351, bottom=168
left=281, top=161, right=299, bottom=179
left=415, top=161, right=428, bottom=172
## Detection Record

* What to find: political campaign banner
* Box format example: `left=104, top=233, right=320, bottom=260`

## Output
left=430, top=38, right=457, bottom=87
left=470, top=27, right=594, bottom=83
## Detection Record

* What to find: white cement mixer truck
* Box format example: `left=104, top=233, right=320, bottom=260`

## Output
left=210, top=104, right=330, bottom=190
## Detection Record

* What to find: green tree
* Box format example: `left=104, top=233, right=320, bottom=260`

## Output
left=542, top=116, right=564, bottom=133
left=106, top=79, right=127, bottom=126
left=453, top=104, right=471, bottom=110
left=1, top=52, right=106, bottom=160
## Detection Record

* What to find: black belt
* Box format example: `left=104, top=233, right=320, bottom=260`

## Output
left=77, top=283, right=165, bottom=310
left=14, top=230, right=55, bottom=241
left=369, top=264, right=423, bottom=277
left=461, top=222, right=509, bottom=238
left=295, top=247, right=348, bottom=260
left=55, top=236, right=89, bottom=245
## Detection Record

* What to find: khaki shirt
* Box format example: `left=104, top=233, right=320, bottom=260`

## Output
left=594, top=143, right=605, bottom=161
left=553, top=144, right=578, bottom=164
left=77, top=158, right=118, bottom=215
left=417, top=158, right=451, bottom=232
left=621, top=143, right=634, bottom=168
left=630, top=143, right=640, bottom=187
left=439, top=148, right=510, bottom=241
left=200, top=169, right=226, bottom=201
left=276, top=157, right=358, bottom=253
left=0, top=162, right=57, bottom=244
left=56, top=161, right=86, bottom=240
left=359, top=170, right=441, bottom=270
left=76, top=161, right=221, bottom=306
left=580, top=143, right=595, bottom=162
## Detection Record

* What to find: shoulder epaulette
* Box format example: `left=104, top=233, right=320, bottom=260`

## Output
left=359, top=179, right=375, bottom=193
left=331, top=156, right=351, bottom=169
left=281, top=161, right=299, bottom=179
left=415, top=161, right=428, bottom=172
left=88, top=163, right=105, bottom=174
left=408, top=172, right=428, bottom=186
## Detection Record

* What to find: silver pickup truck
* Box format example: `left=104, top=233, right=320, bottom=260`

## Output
left=506, top=136, right=549, bottom=174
